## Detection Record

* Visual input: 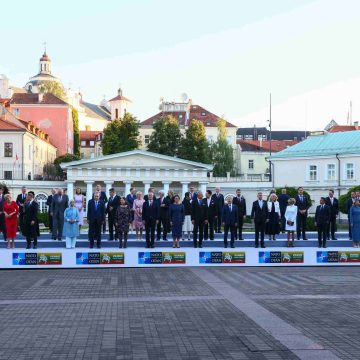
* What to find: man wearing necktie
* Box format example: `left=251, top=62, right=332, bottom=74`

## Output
left=295, top=187, right=310, bottom=240
left=222, top=199, right=238, bottom=248
left=87, top=192, right=105, bottom=248
left=325, top=189, right=339, bottom=240
left=51, top=188, right=69, bottom=240
left=16, top=186, right=27, bottom=234
left=191, top=191, right=208, bottom=248
left=142, top=192, right=159, bottom=248
left=106, top=188, right=120, bottom=241
left=232, top=189, right=247, bottom=240
left=211, top=187, right=224, bottom=233
left=251, top=192, right=268, bottom=248
left=315, top=197, right=331, bottom=248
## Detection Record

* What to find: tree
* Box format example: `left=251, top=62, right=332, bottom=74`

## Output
left=147, top=115, right=182, bottom=156
left=101, top=112, right=140, bottom=155
left=210, top=118, right=234, bottom=176
left=72, top=108, right=80, bottom=156
left=38, top=81, right=66, bottom=101
left=178, top=120, right=210, bottom=163
left=53, top=153, right=81, bottom=179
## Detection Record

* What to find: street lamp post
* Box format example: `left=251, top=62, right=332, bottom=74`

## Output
left=268, top=93, right=272, bottom=182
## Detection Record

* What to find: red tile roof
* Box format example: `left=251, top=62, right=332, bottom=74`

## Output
left=328, top=125, right=357, bottom=133
left=10, top=93, right=68, bottom=105
left=141, top=104, right=236, bottom=128
left=80, top=131, right=101, bottom=141
left=108, top=95, right=131, bottom=102
left=238, top=140, right=299, bottom=152
left=0, top=117, right=24, bottom=131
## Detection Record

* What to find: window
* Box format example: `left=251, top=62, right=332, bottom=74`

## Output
left=327, top=164, right=336, bottom=180
left=13, top=108, right=20, bottom=117
left=248, top=160, right=254, bottom=170
left=115, top=108, right=119, bottom=119
left=4, top=171, right=12, bottom=180
left=179, top=114, right=183, bottom=119
left=201, top=112, right=206, bottom=116
left=145, top=135, right=150, bottom=144
left=258, top=134, right=266, bottom=140
left=89, top=141, right=95, bottom=147
left=207, top=135, right=214, bottom=142
left=244, top=135, right=254, bottom=140
left=35, top=193, right=48, bottom=213
left=237, top=135, right=243, bottom=140
left=81, top=140, right=86, bottom=146
left=4, top=143, right=13, bottom=157
left=346, top=163, right=354, bottom=180
left=309, top=165, right=317, bottom=181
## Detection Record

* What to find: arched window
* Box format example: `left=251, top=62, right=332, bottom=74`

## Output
left=35, top=193, right=48, bottom=213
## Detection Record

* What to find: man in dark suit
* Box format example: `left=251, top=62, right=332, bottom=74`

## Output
left=106, top=188, right=120, bottom=241
left=315, top=197, right=331, bottom=248
left=156, top=190, right=170, bottom=241
left=87, top=192, right=105, bottom=248
left=347, top=192, right=356, bottom=240
left=222, top=199, right=238, bottom=248
left=23, top=191, right=40, bottom=249
left=51, top=188, right=69, bottom=240
left=45, top=189, right=55, bottom=234
left=191, top=191, right=208, bottom=248
left=251, top=192, right=268, bottom=248
left=232, top=189, right=246, bottom=240
left=295, top=187, right=310, bottom=240
left=325, top=189, right=339, bottom=240
left=278, top=188, right=290, bottom=233
left=188, top=186, right=198, bottom=202
left=0, top=188, right=6, bottom=242
left=211, top=187, right=224, bottom=233
left=16, top=186, right=27, bottom=233
left=93, top=184, right=108, bottom=233
left=142, top=192, right=159, bottom=248
left=144, top=188, right=157, bottom=202
left=204, top=190, right=217, bottom=240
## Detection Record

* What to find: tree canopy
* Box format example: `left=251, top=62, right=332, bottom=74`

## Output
left=147, top=115, right=182, bottom=156
left=38, top=81, right=66, bottom=101
left=101, top=112, right=140, bottom=155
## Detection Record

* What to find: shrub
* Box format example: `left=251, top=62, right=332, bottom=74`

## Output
left=339, top=185, right=360, bottom=214
left=37, top=212, right=49, bottom=227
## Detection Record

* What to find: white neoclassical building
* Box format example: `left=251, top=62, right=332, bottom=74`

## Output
left=61, top=150, right=213, bottom=202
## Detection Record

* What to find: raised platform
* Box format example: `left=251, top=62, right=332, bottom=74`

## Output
left=2, top=232, right=359, bottom=268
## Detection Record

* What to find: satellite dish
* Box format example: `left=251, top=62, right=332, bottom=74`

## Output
left=180, top=92, right=188, bottom=102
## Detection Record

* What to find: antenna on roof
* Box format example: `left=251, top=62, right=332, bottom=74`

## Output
left=43, top=41, right=47, bottom=53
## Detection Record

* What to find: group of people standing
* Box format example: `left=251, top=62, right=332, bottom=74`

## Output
left=0, top=183, right=359, bottom=250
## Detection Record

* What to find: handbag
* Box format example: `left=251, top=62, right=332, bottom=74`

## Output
left=287, top=220, right=294, bottom=226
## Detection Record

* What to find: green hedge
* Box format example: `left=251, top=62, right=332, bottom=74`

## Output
left=37, top=212, right=49, bottom=227
left=272, top=187, right=314, bottom=206
left=339, top=185, right=360, bottom=214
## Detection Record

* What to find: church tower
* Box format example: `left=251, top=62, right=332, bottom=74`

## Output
left=108, top=88, right=131, bottom=120
left=39, top=51, right=52, bottom=74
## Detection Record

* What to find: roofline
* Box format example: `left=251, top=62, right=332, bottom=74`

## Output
left=268, top=152, right=360, bottom=161
left=60, top=149, right=214, bottom=170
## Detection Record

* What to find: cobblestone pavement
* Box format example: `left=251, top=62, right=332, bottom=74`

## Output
left=0, top=267, right=355, bottom=359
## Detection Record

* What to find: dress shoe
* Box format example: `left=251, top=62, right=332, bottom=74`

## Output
left=303, top=238, right=308, bottom=240
left=255, top=245, right=259, bottom=248
left=57, top=238, right=62, bottom=241
left=26, top=246, right=31, bottom=249
left=332, top=238, right=337, bottom=241
left=199, top=245, right=203, bottom=248
left=231, top=245, right=235, bottom=248
left=261, top=245, right=266, bottom=248
left=52, top=237, right=57, bottom=240
left=239, top=238, right=244, bottom=240
left=224, top=245, right=228, bottom=248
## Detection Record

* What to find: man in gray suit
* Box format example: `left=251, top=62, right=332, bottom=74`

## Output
left=51, top=188, right=69, bottom=240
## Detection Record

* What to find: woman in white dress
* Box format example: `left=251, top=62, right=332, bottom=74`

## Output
left=74, top=188, right=85, bottom=230
left=285, top=198, right=297, bottom=247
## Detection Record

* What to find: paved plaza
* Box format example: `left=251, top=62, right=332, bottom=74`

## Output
left=0, top=266, right=358, bottom=359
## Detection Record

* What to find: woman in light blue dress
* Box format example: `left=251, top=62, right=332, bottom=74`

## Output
left=63, top=200, right=80, bottom=249
left=350, top=200, right=360, bottom=247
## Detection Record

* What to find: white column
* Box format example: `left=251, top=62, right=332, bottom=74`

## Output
left=105, top=181, right=113, bottom=196
left=67, top=181, right=74, bottom=200
left=181, top=182, right=190, bottom=198
left=124, top=181, right=132, bottom=196
left=144, top=182, right=151, bottom=194
left=162, top=181, right=171, bottom=194
left=85, top=181, right=93, bottom=205
left=199, top=182, right=208, bottom=195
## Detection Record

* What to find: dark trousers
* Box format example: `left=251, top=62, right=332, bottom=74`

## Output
left=26, top=236, right=37, bottom=248
left=327, top=217, right=337, bottom=239
left=224, top=224, right=235, bottom=247
left=193, top=221, right=204, bottom=247
left=214, top=210, right=222, bottom=232
left=348, top=216, right=352, bottom=239
left=157, top=217, right=169, bottom=240
left=280, top=213, right=286, bottom=232
left=108, top=214, right=118, bottom=240
left=235, top=216, right=244, bottom=239
left=204, top=217, right=214, bottom=240
left=118, top=231, right=128, bottom=247
left=0, top=215, right=6, bottom=240
left=255, top=221, right=265, bottom=247
left=48, top=212, right=53, bottom=232
left=145, top=219, right=156, bottom=247
left=296, top=214, right=307, bottom=239
left=103, top=219, right=106, bottom=233
left=317, top=224, right=327, bottom=247
left=52, top=213, right=64, bottom=239
left=89, top=219, right=102, bottom=248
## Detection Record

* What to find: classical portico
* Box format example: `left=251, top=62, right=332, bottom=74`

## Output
left=61, top=150, right=213, bottom=201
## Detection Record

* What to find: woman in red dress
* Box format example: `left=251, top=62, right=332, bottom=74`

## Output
left=3, top=194, right=19, bottom=249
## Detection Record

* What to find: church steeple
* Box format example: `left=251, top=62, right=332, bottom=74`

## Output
left=39, top=44, right=51, bottom=74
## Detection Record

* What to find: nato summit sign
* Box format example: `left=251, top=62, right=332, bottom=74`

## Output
left=199, top=251, right=246, bottom=264
left=317, top=251, right=360, bottom=263
left=138, top=252, right=186, bottom=265
left=259, top=251, right=304, bottom=264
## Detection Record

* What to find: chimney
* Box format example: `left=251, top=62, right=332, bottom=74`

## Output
left=354, top=121, right=359, bottom=130
left=38, top=93, right=44, bottom=103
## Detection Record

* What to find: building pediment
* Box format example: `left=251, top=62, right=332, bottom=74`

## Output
left=61, top=150, right=213, bottom=171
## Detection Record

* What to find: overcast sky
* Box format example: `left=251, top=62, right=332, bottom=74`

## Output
left=1, top=0, right=360, bottom=130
